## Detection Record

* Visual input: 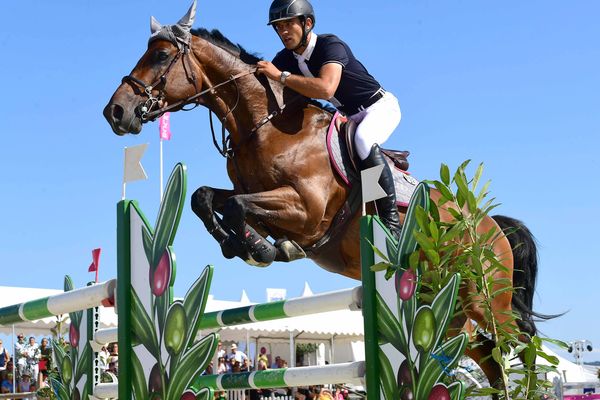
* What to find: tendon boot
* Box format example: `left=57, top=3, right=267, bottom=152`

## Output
left=361, top=144, right=402, bottom=239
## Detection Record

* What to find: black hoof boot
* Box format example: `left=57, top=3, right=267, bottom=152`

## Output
left=361, top=144, right=403, bottom=239
left=243, top=224, right=277, bottom=267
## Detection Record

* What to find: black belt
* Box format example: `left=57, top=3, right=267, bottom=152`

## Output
left=349, top=88, right=386, bottom=115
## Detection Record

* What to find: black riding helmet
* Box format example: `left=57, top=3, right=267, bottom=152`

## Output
left=268, top=0, right=315, bottom=50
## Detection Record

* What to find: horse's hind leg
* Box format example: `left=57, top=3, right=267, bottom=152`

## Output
left=465, top=333, right=504, bottom=399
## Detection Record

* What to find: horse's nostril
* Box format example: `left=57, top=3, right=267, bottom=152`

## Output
left=112, top=104, right=124, bottom=122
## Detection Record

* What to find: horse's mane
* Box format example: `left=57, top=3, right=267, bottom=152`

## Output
left=190, top=28, right=335, bottom=116
left=191, top=28, right=261, bottom=65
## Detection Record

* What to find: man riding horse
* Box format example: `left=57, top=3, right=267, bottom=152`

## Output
left=257, top=0, right=403, bottom=239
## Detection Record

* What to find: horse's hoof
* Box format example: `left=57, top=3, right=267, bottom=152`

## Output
left=243, top=256, right=271, bottom=268
left=276, top=239, right=306, bottom=262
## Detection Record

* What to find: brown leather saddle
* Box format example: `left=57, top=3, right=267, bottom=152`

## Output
left=334, top=116, right=410, bottom=173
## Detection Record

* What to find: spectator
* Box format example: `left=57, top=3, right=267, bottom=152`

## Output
left=216, top=341, right=226, bottom=359
left=23, top=337, right=40, bottom=381
left=19, top=372, right=32, bottom=393
left=38, top=338, right=51, bottom=387
left=0, top=340, right=9, bottom=371
left=257, top=347, right=269, bottom=370
left=0, top=361, right=14, bottom=394
left=227, top=344, right=248, bottom=371
left=271, top=355, right=281, bottom=369
left=98, top=345, right=110, bottom=373
left=15, top=333, right=26, bottom=379
left=107, top=343, right=119, bottom=374
left=217, top=356, right=228, bottom=374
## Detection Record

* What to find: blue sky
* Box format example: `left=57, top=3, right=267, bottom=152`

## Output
left=1, top=1, right=599, bottom=362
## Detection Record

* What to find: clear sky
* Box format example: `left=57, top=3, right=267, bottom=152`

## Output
left=1, top=1, right=598, bottom=362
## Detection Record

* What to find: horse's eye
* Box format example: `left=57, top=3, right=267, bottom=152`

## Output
left=157, top=51, right=169, bottom=62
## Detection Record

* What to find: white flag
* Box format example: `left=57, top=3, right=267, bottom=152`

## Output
left=266, top=288, right=287, bottom=302
left=361, top=165, right=387, bottom=203
left=123, top=144, right=149, bottom=183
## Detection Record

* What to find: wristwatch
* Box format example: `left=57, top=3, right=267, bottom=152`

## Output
left=280, top=71, right=291, bottom=85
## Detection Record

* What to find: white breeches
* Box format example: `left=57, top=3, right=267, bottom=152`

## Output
left=349, top=91, right=401, bottom=160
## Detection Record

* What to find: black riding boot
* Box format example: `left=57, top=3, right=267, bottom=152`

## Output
left=361, top=144, right=402, bottom=238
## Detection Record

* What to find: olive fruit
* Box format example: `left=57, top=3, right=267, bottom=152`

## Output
left=428, top=384, right=451, bottom=400
left=150, top=250, right=172, bottom=297
left=181, top=391, right=197, bottom=400
left=72, top=387, right=81, bottom=400
left=412, top=306, right=436, bottom=352
left=148, top=363, right=166, bottom=393
left=69, top=324, right=79, bottom=348
left=164, top=302, right=187, bottom=356
left=400, top=386, right=414, bottom=400
left=397, top=359, right=416, bottom=386
left=61, top=356, right=73, bottom=384
left=396, top=268, right=417, bottom=301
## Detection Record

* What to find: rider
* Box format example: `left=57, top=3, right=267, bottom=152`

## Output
left=257, top=0, right=402, bottom=238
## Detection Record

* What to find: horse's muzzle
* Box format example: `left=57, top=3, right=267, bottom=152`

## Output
left=103, top=102, right=142, bottom=135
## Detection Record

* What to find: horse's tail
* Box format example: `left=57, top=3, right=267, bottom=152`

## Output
left=492, top=215, right=562, bottom=337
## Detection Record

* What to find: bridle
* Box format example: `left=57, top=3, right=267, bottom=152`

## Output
left=121, top=38, right=289, bottom=159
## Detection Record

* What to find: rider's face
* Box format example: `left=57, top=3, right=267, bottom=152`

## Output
left=274, top=17, right=311, bottom=52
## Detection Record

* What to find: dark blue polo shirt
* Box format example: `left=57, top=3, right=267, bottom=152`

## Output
left=272, top=34, right=382, bottom=115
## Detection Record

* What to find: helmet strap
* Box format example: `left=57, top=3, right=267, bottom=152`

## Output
left=292, top=17, right=310, bottom=52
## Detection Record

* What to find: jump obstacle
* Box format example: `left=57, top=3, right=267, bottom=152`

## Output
left=0, top=163, right=468, bottom=400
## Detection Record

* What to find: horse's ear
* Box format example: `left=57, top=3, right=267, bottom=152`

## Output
left=177, top=0, right=197, bottom=31
left=150, top=16, right=162, bottom=34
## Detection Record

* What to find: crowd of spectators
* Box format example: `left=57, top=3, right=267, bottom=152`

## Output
left=0, top=333, right=53, bottom=394
left=206, top=342, right=352, bottom=400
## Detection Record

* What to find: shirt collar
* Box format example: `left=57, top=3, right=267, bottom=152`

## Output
left=293, top=32, right=317, bottom=61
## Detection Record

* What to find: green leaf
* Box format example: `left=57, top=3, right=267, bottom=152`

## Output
left=401, top=289, right=417, bottom=339
left=414, top=231, right=435, bottom=252
left=378, top=348, right=400, bottom=400
left=51, top=340, right=66, bottom=378
left=415, top=208, right=431, bottom=237
left=167, top=333, right=218, bottom=400
left=430, top=274, right=461, bottom=354
left=539, top=337, right=569, bottom=349
left=182, top=265, right=214, bottom=353
left=446, top=206, right=463, bottom=221
left=467, top=191, right=477, bottom=214
left=396, top=183, right=430, bottom=267
left=64, top=275, right=74, bottom=292
left=152, top=163, right=187, bottom=269
left=50, top=377, right=70, bottom=400
left=429, top=200, right=441, bottom=222
left=415, top=333, right=468, bottom=400
left=142, top=225, right=154, bottom=266
left=131, top=349, right=149, bottom=400
left=440, top=164, right=450, bottom=186
left=131, top=288, right=160, bottom=359
left=424, top=249, right=440, bottom=265
left=491, top=346, right=503, bottom=366
left=429, top=220, right=439, bottom=243
left=433, top=181, right=454, bottom=202
left=448, top=381, right=465, bottom=400
left=471, top=162, right=484, bottom=192
left=375, top=292, right=406, bottom=353
left=370, top=262, right=391, bottom=272
left=74, top=342, right=92, bottom=385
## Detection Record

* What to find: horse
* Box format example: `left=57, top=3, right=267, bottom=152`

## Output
left=103, top=3, right=550, bottom=391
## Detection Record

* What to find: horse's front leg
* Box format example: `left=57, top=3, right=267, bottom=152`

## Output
left=190, top=186, right=249, bottom=260
left=223, top=186, right=310, bottom=266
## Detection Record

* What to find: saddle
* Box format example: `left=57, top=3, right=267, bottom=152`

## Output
left=334, top=115, right=410, bottom=174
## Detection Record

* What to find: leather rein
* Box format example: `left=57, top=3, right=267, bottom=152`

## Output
left=121, top=42, right=289, bottom=159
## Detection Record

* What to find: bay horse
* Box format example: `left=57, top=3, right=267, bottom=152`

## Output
left=103, top=3, right=550, bottom=390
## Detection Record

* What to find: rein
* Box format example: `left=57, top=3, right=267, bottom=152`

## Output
left=122, top=38, right=300, bottom=161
